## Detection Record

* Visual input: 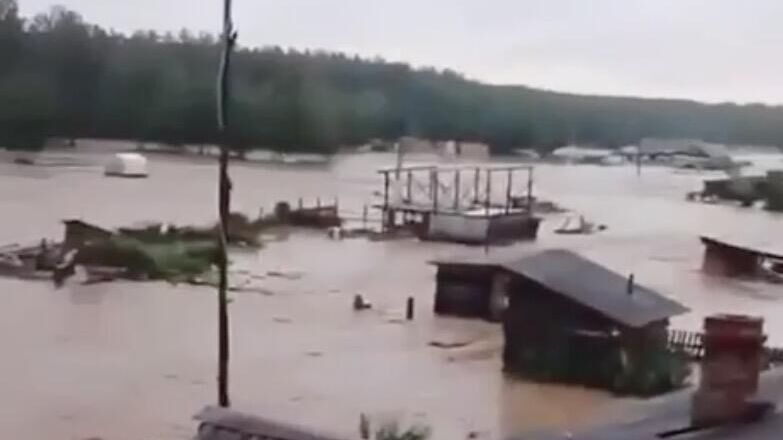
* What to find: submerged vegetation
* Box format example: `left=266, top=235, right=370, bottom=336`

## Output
left=75, top=237, right=218, bottom=280
left=375, top=423, right=431, bottom=440
left=3, top=0, right=783, bottom=154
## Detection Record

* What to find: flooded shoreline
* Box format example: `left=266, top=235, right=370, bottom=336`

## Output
left=1, top=151, right=782, bottom=439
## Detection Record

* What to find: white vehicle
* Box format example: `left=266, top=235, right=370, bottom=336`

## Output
left=104, top=153, right=148, bottom=178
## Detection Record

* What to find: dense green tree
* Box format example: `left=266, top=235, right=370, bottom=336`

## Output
left=1, top=2, right=783, bottom=153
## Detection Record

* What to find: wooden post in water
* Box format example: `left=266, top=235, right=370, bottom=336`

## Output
left=215, top=0, right=237, bottom=408
left=406, top=297, right=415, bottom=321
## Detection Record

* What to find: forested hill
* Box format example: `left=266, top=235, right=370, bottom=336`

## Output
left=2, top=1, right=783, bottom=154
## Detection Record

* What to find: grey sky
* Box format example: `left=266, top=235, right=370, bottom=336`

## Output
left=18, top=0, right=783, bottom=104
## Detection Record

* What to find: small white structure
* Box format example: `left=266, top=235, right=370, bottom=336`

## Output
left=104, top=153, right=148, bottom=178
left=551, top=145, right=613, bottom=163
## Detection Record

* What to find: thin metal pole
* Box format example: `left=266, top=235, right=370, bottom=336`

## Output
left=382, top=171, right=390, bottom=231
left=432, top=169, right=439, bottom=211
left=383, top=171, right=390, bottom=208
left=485, top=169, right=491, bottom=215
left=216, top=0, right=236, bottom=408
left=406, top=170, right=412, bottom=203
left=527, top=167, right=534, bottom=212
left=636, top=151, right=642, bottom=176
left=473, top=167, right=480, bottom=205
left=454, top=170, right=461, bottom=210
left=505, top=169, right=512, bottom=213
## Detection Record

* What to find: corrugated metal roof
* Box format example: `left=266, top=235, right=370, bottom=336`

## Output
left=501, top=250, right=689, bottom=328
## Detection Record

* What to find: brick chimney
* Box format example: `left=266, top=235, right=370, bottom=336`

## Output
left=691, top=314, right=768, bottom=427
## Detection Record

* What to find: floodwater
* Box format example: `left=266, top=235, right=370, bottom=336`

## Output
left=1, top=150, right=783, bottom=440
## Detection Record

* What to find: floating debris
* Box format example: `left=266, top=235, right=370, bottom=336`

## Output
left=429, top=340, right=472, bottom=349
left=267, top=270, right=304, bottom=280
left=353, top=294, right=372, bottom=311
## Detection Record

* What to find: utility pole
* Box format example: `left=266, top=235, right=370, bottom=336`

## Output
left=216, top=0, right=236, bottom=408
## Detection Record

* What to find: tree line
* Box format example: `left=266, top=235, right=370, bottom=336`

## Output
left=2, top=0, right=783, bottom=154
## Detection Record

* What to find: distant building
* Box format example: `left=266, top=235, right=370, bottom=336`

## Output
left=398, top=136, right=436, bottom=154
left=436, top=140, right=491, bottom=159
left=550, top=145, right=614, bottom=164
left=104, top=152, right=148, bottom=178
left=639, top=138, right=734, bottom=169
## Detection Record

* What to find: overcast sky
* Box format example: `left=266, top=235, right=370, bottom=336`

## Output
left=18, top=0, right=783, bottom=104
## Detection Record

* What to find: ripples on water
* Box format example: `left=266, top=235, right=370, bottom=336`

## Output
left=0, top=150, right=782, bottom=440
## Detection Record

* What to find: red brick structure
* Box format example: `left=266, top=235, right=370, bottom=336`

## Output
left=691, top=314, right=767, bottom=427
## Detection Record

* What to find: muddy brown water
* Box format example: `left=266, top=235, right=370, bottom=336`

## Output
left=1, top=151, right=782, bottom=440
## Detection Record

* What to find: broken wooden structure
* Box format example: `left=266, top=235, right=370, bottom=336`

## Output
left=701, top=236, right=783, bottom=280
left=376, top=164, right=541, bottom=244
left=274, top=198, right=342, bottom=229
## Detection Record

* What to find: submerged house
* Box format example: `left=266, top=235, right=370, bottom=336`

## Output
left=432, top=249, right=689, bottom=394
left=432, top=254, right=510, bottom=321
left=701, top=235, right=783, bottom=280
left=639, top=138, right=735, bottom=170
left=502, top=250, right=689, bottom=395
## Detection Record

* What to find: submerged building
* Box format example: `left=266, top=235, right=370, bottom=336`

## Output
left=432, top=249, right=690, bottom=395
left=501, top=250, right=689, bottom=395
left=377, top=164, right=541, bottom=245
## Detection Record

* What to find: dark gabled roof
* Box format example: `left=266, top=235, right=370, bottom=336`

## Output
left=501, top=249, right=688, bottom=328
left=62, top=219, right=113, bottom=235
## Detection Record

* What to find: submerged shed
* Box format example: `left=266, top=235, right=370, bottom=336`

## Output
left=501, top=249, right=689, bottom=395
left=431, top=253, right=511, bottom=321
left=701, top=235, right=783, bottom=278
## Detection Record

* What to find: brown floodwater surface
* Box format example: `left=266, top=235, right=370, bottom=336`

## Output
left=0, top=151, right=782, bottom=439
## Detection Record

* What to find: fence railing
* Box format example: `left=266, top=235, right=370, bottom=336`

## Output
left=667, top=329, right=783, bottom=366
